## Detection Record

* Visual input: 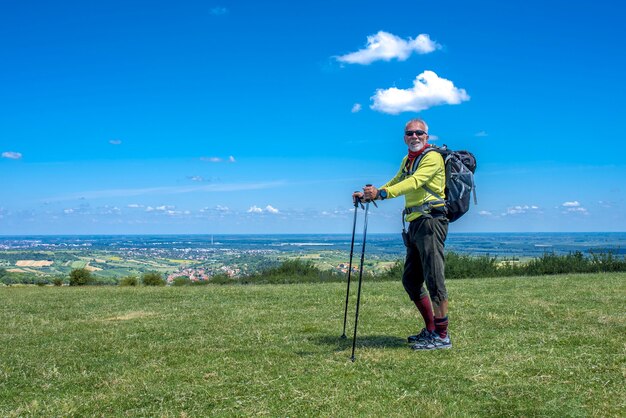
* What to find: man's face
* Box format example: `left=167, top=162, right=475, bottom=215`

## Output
left=404, top=121, right=429, bottom=151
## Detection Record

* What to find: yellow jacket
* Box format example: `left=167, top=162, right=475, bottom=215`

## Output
left=380, top=151, right=446, bottom=222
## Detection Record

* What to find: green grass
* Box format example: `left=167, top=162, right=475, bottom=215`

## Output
left=1, top=273, right=625, bottom=417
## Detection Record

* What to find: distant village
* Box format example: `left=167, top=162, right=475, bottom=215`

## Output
left=166, top=266, right=240, bottom=283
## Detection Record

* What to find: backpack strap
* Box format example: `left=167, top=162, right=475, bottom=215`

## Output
left=401, top=147, right=446, bottom=232
left=403, top=147, right=433, bottom=177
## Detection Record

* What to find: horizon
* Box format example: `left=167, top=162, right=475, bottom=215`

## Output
left=2, top=231, right=626, bottom=237
left=2, top=0, right=625, bottom=235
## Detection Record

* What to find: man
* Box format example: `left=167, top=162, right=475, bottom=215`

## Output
left=354, top=118, right=451, bottom=350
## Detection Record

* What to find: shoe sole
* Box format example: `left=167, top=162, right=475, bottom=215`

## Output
left=411, top=343, right=452, bottom=351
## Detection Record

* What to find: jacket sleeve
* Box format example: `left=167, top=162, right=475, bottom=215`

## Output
left=383, top=152, right=443, bottom=199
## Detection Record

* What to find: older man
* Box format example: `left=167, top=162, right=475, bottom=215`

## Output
left=355, top=118, right=451, bottom=350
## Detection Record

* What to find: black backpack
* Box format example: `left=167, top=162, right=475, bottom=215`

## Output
left=410, top=145, right=477, bottom=222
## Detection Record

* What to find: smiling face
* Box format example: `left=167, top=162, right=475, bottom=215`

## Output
left=404, top=120, right=429, bottom=151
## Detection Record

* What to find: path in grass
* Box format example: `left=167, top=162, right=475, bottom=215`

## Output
left=1, top=273, right=625, bottom=416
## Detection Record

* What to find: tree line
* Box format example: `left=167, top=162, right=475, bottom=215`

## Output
left=1, top=250, right=626, bottom=286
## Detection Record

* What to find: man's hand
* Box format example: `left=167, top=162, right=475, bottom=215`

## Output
left=352, top=191, right=365, bottom=205
left=363, top=185, right=378, bottom=201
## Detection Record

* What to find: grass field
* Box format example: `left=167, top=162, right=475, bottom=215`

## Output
left=1, top=273, right=625, bottom=416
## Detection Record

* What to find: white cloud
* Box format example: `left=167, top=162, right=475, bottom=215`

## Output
left=474, top=131, right=488, bottom=137
left=337, top=31, right=440, bottom=65
left=478, top=210, right=493, bottom=216
left=127, top=204, right=143, bottom=208
left=428, top=135, right=440, bottom=141
left=156, top=205, right=175, bottom=211
left=165, top=210, right=190, bottom=216
left=370, top=71, right=470, bottom=114
left=211, top=7, right=228, bottom=15
left=247, top=205, right=280, bottom=214
left=201, top=205, right=231, bottom=214
left=351, top=103, right=362, bottom=113
left=562, top=202, right=588, bottom=215
left=2, top=151, right=22, bottom=160
left=228, top=156, right=236, bottom=163
left=564, top=207, right=589, bottom=215
left=201, top=157, right=222, bottom=163
left=188, top=176, right=204, bottom=182
left=145, top=206, right=155, bottom=212
left=502, top=205, right=541, bottom=216
left=109, top=139, right=122, bottom=145
left=63, top=208, right=74, bottom=214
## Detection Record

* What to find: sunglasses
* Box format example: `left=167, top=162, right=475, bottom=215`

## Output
left=405, top=130, right=427, bottom=137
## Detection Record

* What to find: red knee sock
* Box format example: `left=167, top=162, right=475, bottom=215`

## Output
left=434, top=316, right=449, bottom=338
left=413, top=294, right=435, bottom=332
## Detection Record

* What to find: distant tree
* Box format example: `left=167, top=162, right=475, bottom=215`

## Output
left=52, top=277, right=64, bottom=286
left=142, top=271, right=165, bottom=286
left=0, top=267, right=6, bottom=278
left=210, top=273, right=232, bottom=284
left=119, top=276, right=139, bottom=287
left=172, top=276, right=191, bottom=286
left=69, top=268, right=95, bottom=286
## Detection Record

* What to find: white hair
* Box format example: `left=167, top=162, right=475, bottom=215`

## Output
left=405, top=118, right=429, bottom=133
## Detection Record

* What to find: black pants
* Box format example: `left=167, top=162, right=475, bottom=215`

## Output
left=402, top=215, right=449, bottom=305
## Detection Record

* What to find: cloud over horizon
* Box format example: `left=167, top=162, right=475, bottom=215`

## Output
left=562, top=201, right=588, bottom=215
left=337, top=31, right=440, bottom=65
left=370, top=71, right=470, bottom=114
left=265, top=205, right=279, bottom=214
left=502, top=205, right=541, bottom=216
left=2, top=151, right=22, bottom=160
left=247, top=205, right=280, bottom=214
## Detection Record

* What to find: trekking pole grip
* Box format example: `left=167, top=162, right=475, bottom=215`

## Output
left=353, top=191, right=360, bottom=207
left=365, top=184, right=378, bottom=208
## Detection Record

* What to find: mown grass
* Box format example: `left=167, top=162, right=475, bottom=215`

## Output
left=1, top=273, right=625, bottom=417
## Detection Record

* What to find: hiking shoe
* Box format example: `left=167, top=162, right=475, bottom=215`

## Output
left=407, top=328, right=433, bottom=344
left=411, top=333, right=452, bottom=350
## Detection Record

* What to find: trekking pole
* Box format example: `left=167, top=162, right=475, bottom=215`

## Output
left=341, top=193, right=362, bottom=339
left=351, top=188, right=373, bottom=362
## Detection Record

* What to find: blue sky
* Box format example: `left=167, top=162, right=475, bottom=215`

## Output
left=1, top=0, right=625, bottom=234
